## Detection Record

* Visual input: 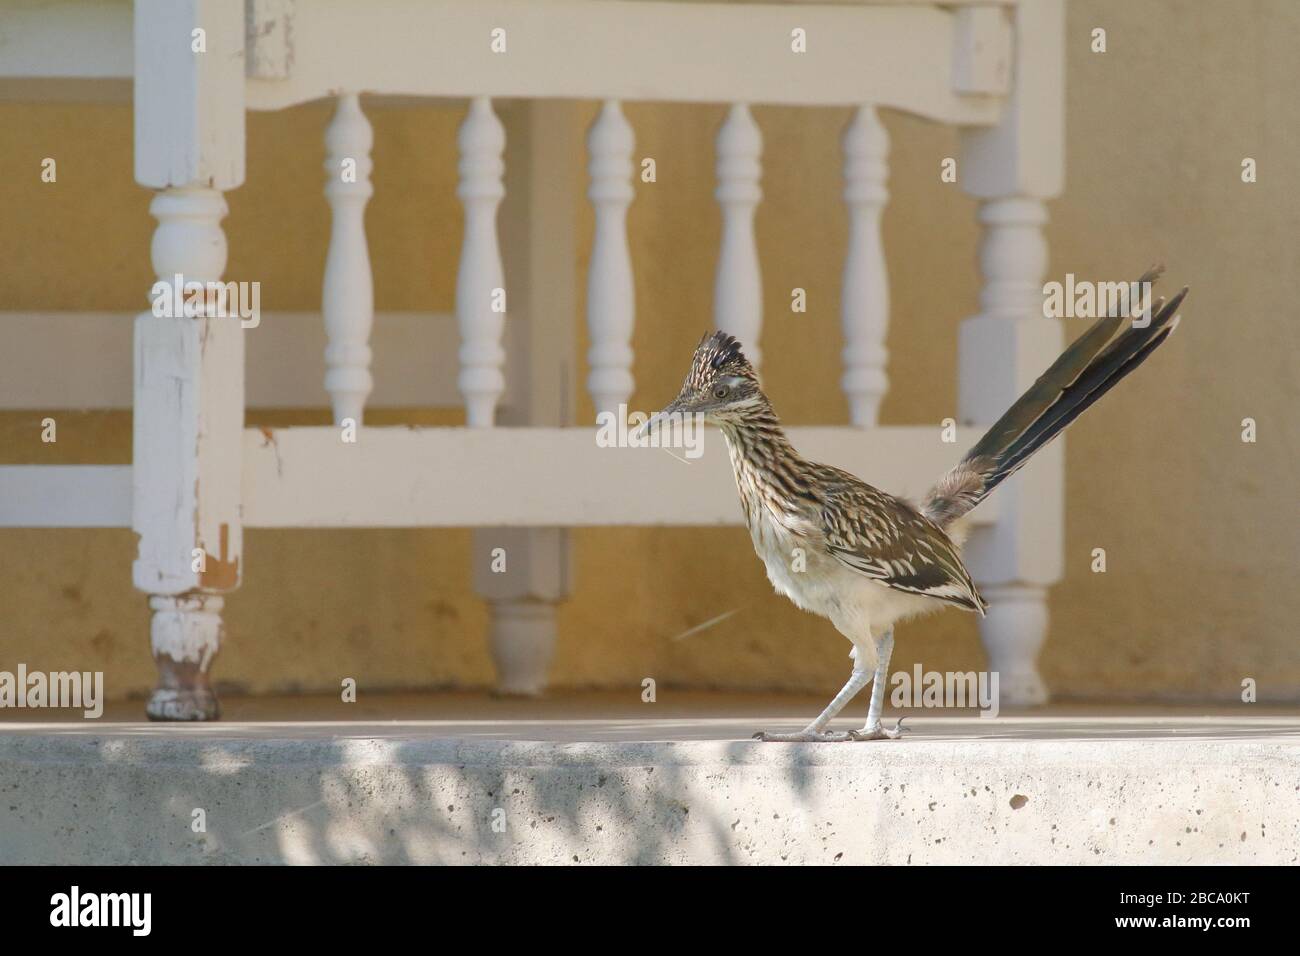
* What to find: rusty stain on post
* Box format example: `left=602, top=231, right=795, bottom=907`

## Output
left=199, top=523, right=239, bottom=590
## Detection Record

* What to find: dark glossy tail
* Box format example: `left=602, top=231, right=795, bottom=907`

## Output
left=923, top=268, right=1187, bottom=527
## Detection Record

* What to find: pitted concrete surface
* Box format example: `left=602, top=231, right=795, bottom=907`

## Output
left=1, top=695, right=1297, bottom=864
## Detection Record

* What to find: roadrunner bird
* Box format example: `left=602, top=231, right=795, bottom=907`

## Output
left=641, top=268, right=1187, bottom=742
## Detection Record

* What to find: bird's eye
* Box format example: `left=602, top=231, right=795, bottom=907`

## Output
left=713, top=384, right=730, bottom=400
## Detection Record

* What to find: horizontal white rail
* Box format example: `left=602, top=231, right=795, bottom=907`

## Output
left=247, top=1, right=1009, bottom=119
left=0, top=426, right=1000, bottom=529
left=3, top=1, right=1012, bottom=126
left=0, top=0, right=131, bottom=87
left=0, top=465, right=132, bottom=527
left=0, top=311, right=521, bottom=410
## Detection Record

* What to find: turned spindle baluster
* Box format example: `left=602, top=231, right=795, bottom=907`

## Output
left=840, top=106, right=890, bottom=426
left=585, top=100, right=636, bottom=421
left=714, top=103, right=763, bottom=368
left=455, top=97, right=507, bottom=428
left=322, top=93, right=375, bottom=425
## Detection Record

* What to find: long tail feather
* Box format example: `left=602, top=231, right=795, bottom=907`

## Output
left=923, top=270, right=1187, bottom=527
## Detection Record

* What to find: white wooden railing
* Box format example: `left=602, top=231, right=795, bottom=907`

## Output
left=0, top=0, right=1065, bottom=717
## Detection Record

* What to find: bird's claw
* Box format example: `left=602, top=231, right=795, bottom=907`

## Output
left=848, top=717, right=909, bottom=741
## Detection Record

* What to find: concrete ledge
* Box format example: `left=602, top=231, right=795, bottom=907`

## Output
left=2, top=714, right=1297, bottom=864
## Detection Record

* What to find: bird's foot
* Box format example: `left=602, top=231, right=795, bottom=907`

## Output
left=751, top=729, right=853, bottom=743
left=847, top=718, right=909, bottom=741
left=847, top=717, right=909, bottom=741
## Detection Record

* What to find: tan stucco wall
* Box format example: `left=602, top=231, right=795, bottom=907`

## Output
left=1, top=0, right=1296, bottom=703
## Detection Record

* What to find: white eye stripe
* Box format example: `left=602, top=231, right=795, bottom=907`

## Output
left=713, top=375, right=748, bottom=396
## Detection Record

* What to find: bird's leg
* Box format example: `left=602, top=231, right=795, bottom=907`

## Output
left=752, top=666, right=871, bottom=742
left=848, top=629, right=907, bottom=741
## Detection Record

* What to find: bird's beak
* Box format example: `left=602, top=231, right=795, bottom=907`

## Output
left=633, top=401, right=684, bottom=441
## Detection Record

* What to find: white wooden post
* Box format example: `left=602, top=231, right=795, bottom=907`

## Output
left=456, top=96, right=507, bottom=427
left=322, top=93, right=375, bottom=425
left=132, top=0, right=245, bottom=720
left=473, top=103, right=580, bottom=694
left=714, top=103, right=763, bottom=367
left=958, top=0, right=1066, bottom=705
left=585, top=99, right=636, bottom=420
left=841, top=106, right=890, bottom=426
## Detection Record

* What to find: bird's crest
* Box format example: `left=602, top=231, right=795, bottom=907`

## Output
left=685, top=330, right=757, bottom=391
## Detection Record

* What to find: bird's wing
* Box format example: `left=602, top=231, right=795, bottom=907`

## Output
left=813, top=466, right=987, bottom=613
